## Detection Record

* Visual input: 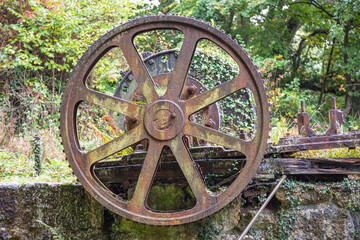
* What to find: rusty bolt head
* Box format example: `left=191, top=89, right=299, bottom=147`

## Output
left=239, top=129, right=246, bottom=140
left=187, top=84, right=197, bottom=94
left=128, top=117, right=137, bottom=123
left=205, top=119, right=215, bottom=127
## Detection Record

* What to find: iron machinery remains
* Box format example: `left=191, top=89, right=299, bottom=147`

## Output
left=60, top=15, right=360, bottom=226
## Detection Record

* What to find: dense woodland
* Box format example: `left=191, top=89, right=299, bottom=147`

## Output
left=1, top=0, right=359, bottom=131
left=157, top=0, right=360, bottom=119
left=0, top=0, right=359, bottom=181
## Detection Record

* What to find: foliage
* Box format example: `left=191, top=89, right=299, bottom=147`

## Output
left=295, top=147, right=360, bottom=159
left=87, top=48, right=128, bottom=95
left=1, top=73, right=62, bottom=134
left=0, top=0, right=145, bottom=134
left=30, top=134, right=43, bottom=175
left=190, top=44, right=256, bottom=138
left=1, top=0, right=144, bottom=72
left=198, top=219, right=220, bottom=240
left=134, top=29, right=184, bottom=54
left=152, top=0, right=360, bottom=121
left=36, top=220, right=64, bottom=240
left=0, top=0, right=146, bottom=183
left=0, top=148, right=76, bottom=183
left=0, top=128, right=75, bottom=183
left=1, top=0, right=359, bottom=133
left=269, top=77, right=314, bottom=120
left=88, top=115, right=133, bottom=156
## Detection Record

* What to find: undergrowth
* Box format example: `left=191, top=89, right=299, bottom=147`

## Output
left=295, top=147, right=360, bottom=158
left=0, top=128, right=76, bottom=183
left=1, top=122, right=358, bottom=183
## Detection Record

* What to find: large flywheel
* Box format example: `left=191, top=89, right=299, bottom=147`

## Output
left=60, top=15, right=270, bottom=225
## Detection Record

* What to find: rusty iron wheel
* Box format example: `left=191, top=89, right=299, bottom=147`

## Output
left=112, top=49, right=222, bottom=147
left=60, top=15, right=270, bottom=225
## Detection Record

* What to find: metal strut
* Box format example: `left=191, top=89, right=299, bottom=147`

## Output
left=238, top=175, right=287, bottom=240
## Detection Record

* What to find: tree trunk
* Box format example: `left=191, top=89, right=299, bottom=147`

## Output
left=318, top=37, right=336, bottom=105
left=292, top=29, right=328, bottom=72
left=343, top=19, right=359, bottom=117
left=224, top=8, right=235, bottom=33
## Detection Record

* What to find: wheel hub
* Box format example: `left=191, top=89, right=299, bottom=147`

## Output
left=144, top=100, right=184, bottom=141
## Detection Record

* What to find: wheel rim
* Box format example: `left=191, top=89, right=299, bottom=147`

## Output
left=60, top=15, right=270, bottom=225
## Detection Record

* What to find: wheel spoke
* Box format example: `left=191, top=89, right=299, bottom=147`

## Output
left=119, top=33, right=158, bottom=103
left=78, top=87, right=143, bottom=119
left=185, top=75, right=250, bottom=115
left=184, top=122, right=250, bottom=157
left=166, top=31, right=200, bottom=98
left=85, top=126, right=145, bottom=167
left=169, top=136, right=211, bottom=204
left=129, top=141, right=164, bottom=210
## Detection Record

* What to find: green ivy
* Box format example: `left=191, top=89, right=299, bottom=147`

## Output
left=0, top=0, right=145, bottom=134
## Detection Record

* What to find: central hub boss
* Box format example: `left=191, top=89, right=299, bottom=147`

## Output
left=144, top=100, right=184, bottom=140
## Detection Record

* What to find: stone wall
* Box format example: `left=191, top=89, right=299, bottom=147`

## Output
left=0, top=181, right=359, bottom=240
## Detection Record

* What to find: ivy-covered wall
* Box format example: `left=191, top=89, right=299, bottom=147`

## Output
left=0, top=179, right=359, bottom=239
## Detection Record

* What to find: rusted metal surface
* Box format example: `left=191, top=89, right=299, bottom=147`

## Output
left=60, top=15, right=270, bottom=225
left=125, top=73, right=221, bottom=148
left=114, top=50, right=221, bottom=139
left=297, top=100, right=316, bottom=137
left=93, top=149, right=360, bottom=187
left=325, top=97, right=345, bottom=136
left=269, top=133, right=360, bottom=153
left=297, top=97, right=344, bottom=137
left=260, top=157, right=360, bottom=175
left=269, top=98, right=360, bottom=154
left=94, top=146, right=246, bottom=185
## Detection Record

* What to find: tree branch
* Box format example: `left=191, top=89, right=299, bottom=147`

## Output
left=299, top=80, right=341, bottom=95
left=288, top=1, right=334, bottom=19
left=292, top=29, right=329, bottom=71
left=318, top=37, right=336, bottom=105
left=312, top=0, right=334, bottom=18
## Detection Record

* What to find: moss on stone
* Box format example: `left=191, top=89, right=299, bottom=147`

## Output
left=129, top=184, right=196, bottom=211
left=1, top=178, right=360, bottom=239
left=115, top=217, right=198, bottom=240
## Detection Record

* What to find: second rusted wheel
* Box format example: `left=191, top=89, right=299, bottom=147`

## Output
left=61, top=15, right=270, bottom=225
